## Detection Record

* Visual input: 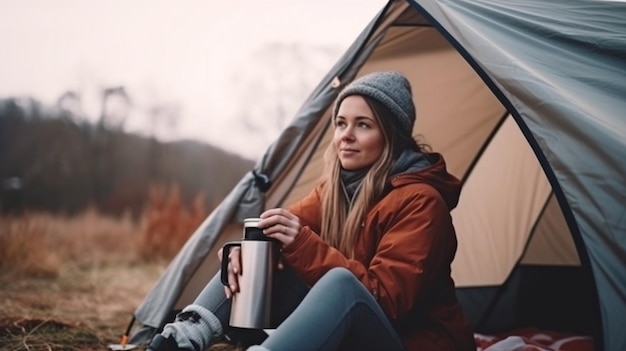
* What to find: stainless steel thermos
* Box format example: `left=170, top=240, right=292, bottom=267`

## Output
left=220, top=218, right=279, bottom=329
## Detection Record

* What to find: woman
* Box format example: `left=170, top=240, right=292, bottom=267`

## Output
left=147, top=71, right=476, bottom=351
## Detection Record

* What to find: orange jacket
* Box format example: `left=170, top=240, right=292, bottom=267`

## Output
left=282, top=153, right=476, bottom=351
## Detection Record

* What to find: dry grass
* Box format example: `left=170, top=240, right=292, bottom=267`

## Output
left=0, top=212, right=62, bottom=278
left=0, top=318, right=100, bottom=351
left=0, top=188, right=210, bottom=350
left=0, top=209, right=141, bottom=277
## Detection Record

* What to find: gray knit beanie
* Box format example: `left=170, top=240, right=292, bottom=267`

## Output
left=332, top=71, right=416, bottom=132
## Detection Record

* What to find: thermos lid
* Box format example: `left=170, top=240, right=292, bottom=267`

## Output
left=244, top=218, right=261, bottom=228
left=243, top=217, right=264, bottom=240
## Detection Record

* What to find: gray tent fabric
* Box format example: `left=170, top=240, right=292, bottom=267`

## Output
left=129, top=1, right=626, bottom=350
left=410, top=1, right=625, bottom=350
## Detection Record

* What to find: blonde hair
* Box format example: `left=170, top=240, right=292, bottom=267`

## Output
left=319, top=97, right=407, bottom=258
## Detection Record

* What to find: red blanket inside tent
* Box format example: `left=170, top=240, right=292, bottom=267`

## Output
left=474, top=327, right=594, bottom=351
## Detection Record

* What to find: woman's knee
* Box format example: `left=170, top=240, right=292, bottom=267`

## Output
left=309, top=268, right=373, bottom=306
left=321, top=267, right=354, bottom=281
left=316, top=267, right=363, bottom=293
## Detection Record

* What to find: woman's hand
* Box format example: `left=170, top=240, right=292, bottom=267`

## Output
left=218, top=246, right=241, bottom=299
left=259, top=208, right=301, bottom=248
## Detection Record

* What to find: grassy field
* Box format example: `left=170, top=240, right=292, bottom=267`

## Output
left=0, top=210, right=168, bottom=350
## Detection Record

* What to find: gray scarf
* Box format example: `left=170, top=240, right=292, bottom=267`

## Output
left=340, top=168, right=367, bottom=205
left=339, top=149, right=431, bottom=204
left=390, top=149, right=431, bottom=176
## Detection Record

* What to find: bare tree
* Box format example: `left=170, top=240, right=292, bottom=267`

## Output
left=99, top=86, right=132, bottom=130
left=56, top=90, right=83, bottom=120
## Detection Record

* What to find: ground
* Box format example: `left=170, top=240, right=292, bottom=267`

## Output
left=0, top=262, right=164, bottom=351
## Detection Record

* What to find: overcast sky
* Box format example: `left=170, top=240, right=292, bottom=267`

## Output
left=0, top=0, right=385, bottom=159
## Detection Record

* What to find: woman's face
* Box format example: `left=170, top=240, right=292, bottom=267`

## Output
left=333, top=95, right=385, bottom=171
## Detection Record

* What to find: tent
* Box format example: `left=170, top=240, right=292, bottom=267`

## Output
left=127, top=1, right=626, bottom=350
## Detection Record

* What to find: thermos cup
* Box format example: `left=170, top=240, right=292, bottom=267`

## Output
left=220, top=218, right=279, bottom=329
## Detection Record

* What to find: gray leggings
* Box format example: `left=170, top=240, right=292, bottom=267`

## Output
left=187, top=267, right=406, bottom=351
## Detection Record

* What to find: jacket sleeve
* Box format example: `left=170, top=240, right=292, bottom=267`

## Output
left=286, top=184, right=322, bottom=233
left=282, top=183, right=455, bottom=322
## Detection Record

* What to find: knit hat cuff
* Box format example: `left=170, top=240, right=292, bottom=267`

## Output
left=338, top=85, right=413, bottom=132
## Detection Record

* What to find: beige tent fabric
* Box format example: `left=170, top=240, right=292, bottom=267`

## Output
left=521, top=194, right=580, bottom=266
left=451, top=117, right=553, bottom=286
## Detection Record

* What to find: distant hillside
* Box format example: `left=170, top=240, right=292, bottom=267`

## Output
left=0, top=97, right=255, bottom=216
